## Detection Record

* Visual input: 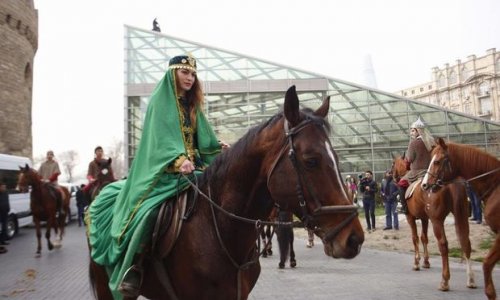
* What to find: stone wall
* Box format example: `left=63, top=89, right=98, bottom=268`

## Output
left=0, top=0, right=38, bottom=158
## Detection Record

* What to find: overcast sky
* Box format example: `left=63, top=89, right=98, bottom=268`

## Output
left=32, top=0, right=500, bottom=179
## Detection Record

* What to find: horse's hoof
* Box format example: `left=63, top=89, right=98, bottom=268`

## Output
left=290, top=261, right=297, bottom=268
left=439, top=284, right=449, bottom=291
left=423, top=262, right=431, bottom=269
left=278, top=263, right=285, bottom=269
left=467, top=283, right=477, bottom=289
left=413, top=266, right=420, bottom=271
left=53, top=243, right=62, bottom=249
left=262, top=252, right=267, bottom=258
left=35, top=252, right=41, bottom=258
left=268, top=250, right=272, bottom=256
left=48, top=244, right=54, bottom=251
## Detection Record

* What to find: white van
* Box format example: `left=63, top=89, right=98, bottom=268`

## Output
left=0, top=153, right=33, bottom=239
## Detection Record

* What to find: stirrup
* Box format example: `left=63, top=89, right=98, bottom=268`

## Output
left=118, top=265, right=143, bottom=298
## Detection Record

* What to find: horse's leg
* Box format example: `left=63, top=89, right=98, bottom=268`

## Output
left=34, top=219, right=42, bottom=256
left=289, top=228, right=296, bottom=268
left=431, top=219, right=450, bottom=291
left=407, top=215, right=421, bottom=270
left=277, top=226, right=288, bottom=269
left=266, top=225, right=273, bottom=256
left=483, top=233, right=500, bottom=300
left=452, top=191, right=476, bottom=289
left=89, top=259, right=114, bottom=300
left=46, top=216, right=54, bottom=251
left=420, top=218, right=430, bottom=268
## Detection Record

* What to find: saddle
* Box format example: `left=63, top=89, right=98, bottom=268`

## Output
left=151, top=191, right=188, bottom=259
left=405, top=178, right=423, bottom=200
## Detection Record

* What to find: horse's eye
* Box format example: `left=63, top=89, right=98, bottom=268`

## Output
left=304, top=158, right=318, bottom=169
left=433, top=160, right=440, bottom=165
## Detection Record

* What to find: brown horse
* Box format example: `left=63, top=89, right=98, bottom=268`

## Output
left=86, top=158, right=116, bottom=204
left=393, top=156, right=475, bottom=291
left=422, top=138, right=500, bottom=299
left=17, top=164, right=70, bottom=256
left=88, top=86, right=364, bottom=299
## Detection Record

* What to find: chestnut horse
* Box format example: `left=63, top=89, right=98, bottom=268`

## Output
left=88, top=86, right=364, bottom=299
left=17, top=165, right=70, bottom=256
left=393, top=156, right=475, bottom=291
left=422, top=138, right=500, bottom=299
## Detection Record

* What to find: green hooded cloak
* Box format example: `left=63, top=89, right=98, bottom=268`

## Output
left=88, top=69, right=221, bottom=299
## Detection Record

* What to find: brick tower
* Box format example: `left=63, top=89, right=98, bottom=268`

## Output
left=0, top=0, right=38, bottom=157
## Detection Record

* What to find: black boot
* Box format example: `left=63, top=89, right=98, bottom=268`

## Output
left=399, top=188, right=408, bottom=214
left=118, top=262, right=144, bottom=298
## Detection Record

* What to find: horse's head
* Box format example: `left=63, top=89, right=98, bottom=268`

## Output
left=422, top=137, right=453, bottom=192
left=392, top=155, right=407, bottom=181
left=266, top=86, right=364, bottom=259
left=96, top=158, right=115, bottom=183
left=17, top=163, right=38, bottom=192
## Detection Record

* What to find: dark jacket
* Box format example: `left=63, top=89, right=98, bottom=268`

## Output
left=0, top=191, right=10, bottom=213
left=359, top=179, right=378, bottom=200
left=382, top=177, right=399, bottom=202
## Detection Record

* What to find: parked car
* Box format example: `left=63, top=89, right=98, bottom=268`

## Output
left=0, top=154, right=33, bottom=239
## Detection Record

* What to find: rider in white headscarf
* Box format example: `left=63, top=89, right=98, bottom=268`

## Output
left=397, top=117, right=435, bottom=214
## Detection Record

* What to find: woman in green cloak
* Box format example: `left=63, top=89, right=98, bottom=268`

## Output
left=87, top=54, right=227, bottom=299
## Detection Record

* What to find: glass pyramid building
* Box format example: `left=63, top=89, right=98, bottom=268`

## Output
left=124, top=25, right=500, bottom=180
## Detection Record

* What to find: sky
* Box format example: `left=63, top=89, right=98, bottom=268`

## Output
left=32, top=0, right=500, bottom=179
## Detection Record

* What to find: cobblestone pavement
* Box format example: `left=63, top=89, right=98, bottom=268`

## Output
left=0, top=222, right=498, bottom=299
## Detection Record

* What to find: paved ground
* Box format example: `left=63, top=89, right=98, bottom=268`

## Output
left=0, top=221, right=498, bottom=299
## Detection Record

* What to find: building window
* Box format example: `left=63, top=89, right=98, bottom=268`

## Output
left=438, top=74, right=446, bottom=88
left=479, top=97, right=492, bottom=115
left=411, top=90, right=415, bottom=94
left=420, top=87, right=424, bottom=92
left=463, top=101, right=471, bottom=113
left=449, top=71, right=457, bottom=85
left=478, top=82, right=490, bottom=96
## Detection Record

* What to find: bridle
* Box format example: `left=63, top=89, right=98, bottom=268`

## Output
left=267, top=117, right=358, bottom=243
left=424, top=153, right=452, bottom=190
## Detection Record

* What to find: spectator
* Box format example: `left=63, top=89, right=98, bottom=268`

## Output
left=0, top=181, right=10, bottom=253
left=381, top=170, right=399, bottom=230
left=75, top=184, right=88, bottom=227
left=359, top=171, right=377, bottom=232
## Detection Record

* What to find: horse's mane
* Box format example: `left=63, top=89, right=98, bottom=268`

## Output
left=199, top=108, right=330, bottom=188
left=443, top=142, right=500, bottom=172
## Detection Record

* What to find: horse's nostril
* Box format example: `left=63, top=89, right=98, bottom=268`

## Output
left=347, top=233, right=361, bottom=249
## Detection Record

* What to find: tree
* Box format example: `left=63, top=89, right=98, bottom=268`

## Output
left=107, top=138, right=125, bottom=179
left=58, top=150, right=79, bottom=183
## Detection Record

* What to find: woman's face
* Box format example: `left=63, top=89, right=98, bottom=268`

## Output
left=175, top=68, right=196, bottom=95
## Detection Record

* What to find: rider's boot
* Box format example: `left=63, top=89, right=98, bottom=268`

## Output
left=399, top=188, right=408, bottom=214
left=118, top=254, right=145, bottom=298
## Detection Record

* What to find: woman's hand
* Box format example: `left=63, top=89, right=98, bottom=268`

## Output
left=179, top=159, right=195, bottom=174
left=219, top=140, right=230, bottom=150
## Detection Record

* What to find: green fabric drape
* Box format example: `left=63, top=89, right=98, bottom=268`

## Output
left=88, top=69, right=221, bottom=299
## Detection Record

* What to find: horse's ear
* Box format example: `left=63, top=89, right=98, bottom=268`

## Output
left=314, top=96, right=330, bottom=118
left=402, top=151, right=406, bottom=160
left=23, top=163, right=30, bottom=171
left=284, top=85, right=300, bottom=126
left=437, top=137, right=447, bottom=150
left=108, top=158, right=112, bottom=164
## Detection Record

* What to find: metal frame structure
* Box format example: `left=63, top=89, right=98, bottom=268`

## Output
left=124, top=25, right=500, bottom=181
